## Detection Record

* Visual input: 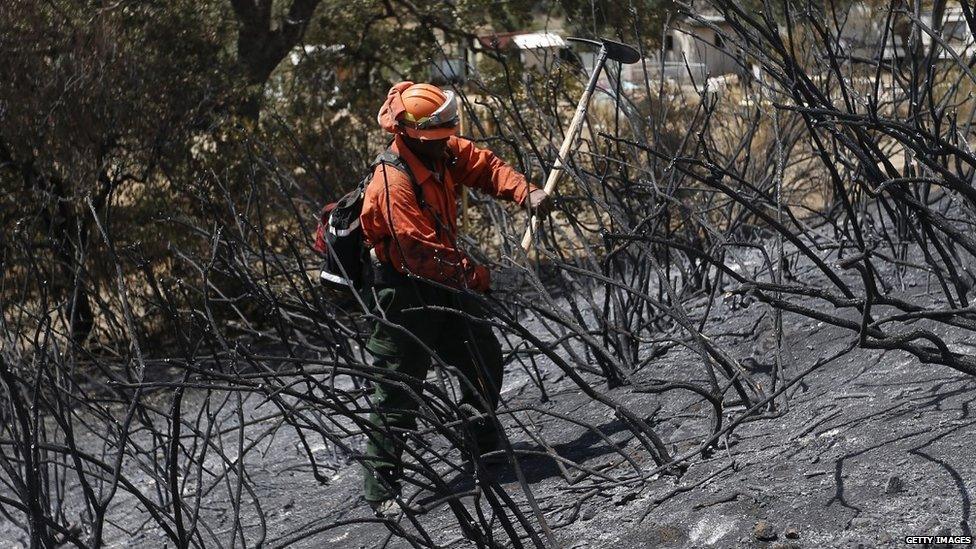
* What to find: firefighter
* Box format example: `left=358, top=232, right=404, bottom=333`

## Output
left=359, top=81, right=550, bottom=516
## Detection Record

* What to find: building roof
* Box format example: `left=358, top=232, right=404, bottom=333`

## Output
left=478, top=31, right=566, bottom=50
left=512, top=32, right=566, bottom=49
left=697, top=14, right=727, bottom=23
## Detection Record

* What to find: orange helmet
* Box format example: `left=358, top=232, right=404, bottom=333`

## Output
left=396, top=83, right=459, bottom=140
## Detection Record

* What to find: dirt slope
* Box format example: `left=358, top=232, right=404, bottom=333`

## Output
left=256, top=286, right=975, bottom=548
left=2, top=271, right=972, bottom=549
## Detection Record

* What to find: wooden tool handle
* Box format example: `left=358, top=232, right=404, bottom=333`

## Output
left=520, top=85, right=596, bottom=251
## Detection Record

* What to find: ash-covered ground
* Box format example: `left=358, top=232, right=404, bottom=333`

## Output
left=270, top=285, right=975, bottom=549
left=2, top=261, right=973, bottom=549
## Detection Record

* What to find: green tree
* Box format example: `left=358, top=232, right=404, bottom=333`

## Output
left=0, top=0, right=231, bottom=342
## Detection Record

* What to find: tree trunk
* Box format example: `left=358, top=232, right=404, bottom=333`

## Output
left=229, top=0, right=323, bottom=119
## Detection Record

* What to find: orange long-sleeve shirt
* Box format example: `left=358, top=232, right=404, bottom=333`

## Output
left=360, top=134, right=537, bottom=292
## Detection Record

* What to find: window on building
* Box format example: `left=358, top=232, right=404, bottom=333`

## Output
left=665, top=35, right=674, bottom=51
left=714, top=34, right=724, bottom=48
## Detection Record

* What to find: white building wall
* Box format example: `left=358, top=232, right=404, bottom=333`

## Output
left=668, top=26, right=740, bottom=77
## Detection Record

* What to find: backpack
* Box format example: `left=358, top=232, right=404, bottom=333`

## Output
left=313, top=149, right=418, bottom=290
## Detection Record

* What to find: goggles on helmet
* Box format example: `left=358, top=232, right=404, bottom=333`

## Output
left=400, top=90, right=459, bottom=130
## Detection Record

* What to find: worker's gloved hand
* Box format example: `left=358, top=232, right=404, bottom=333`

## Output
left=464, top=264, right=491, bottom=293
left=525, top=188, right=552, bottom=217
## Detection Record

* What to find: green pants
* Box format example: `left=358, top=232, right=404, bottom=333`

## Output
left=362, top=281, right=504, bottom=502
